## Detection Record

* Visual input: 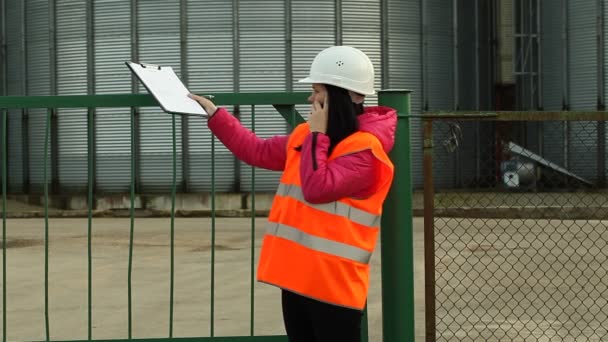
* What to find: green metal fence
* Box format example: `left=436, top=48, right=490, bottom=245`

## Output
left=0, top=91, right=414, bottom=342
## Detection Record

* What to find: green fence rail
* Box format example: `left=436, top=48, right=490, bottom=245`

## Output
left=0, top=91, right=414, bottom=342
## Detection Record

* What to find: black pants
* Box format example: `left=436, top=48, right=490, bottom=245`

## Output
left=281, top=289, right=363, bottom=342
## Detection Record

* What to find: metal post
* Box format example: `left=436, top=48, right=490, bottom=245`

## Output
left=180, top=0, right=190, bottom=192
left=597, top=0, right=606, bottom=186
left=49, top=0, right=59, bottom=194
left=86, top=0, right=96, bottom=195
left=380, top=0, right=389, bottom=89
left=21, top=0, right=29, bottom=194
left=1, top=0, right=6, bottom=96
left=378, top=90, right=415, bottom=342
left=423, top=119, right=435, bottom=342
left=335, top=0, right=342, bottom=45
left=130, top=0, right=141, bottom=193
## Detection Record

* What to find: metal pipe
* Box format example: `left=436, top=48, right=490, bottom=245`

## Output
left=335, top=0, right=342, bottom=45
left=453, top=0, right=459, bottom=110
left=529, top=0, right=533, bottom=109
left=537, top=0, right=542, bottom=108
left=562, top=0, right=569, bottom=110
left=423, top=119, right=436, bottom=342
left=130, top=0, right=140, bottom=193
left=475, top=0, right=481, bottom=185
left=378, top=90, right=415, bottom=342
left=86, top=0, right=96, bottom=195
left=381, top=0, right=389, bottom=89
left=49, top=0, right=59, bottom=194
left=563, top=0, right=569, bottom=168
left=1, top=0, right=7, bottom=96
left=597, top=0, right=606, bottom=186
left=537, top=0, right=543, bottom=155
left=180, top=0, right=190, bottom=192
left=21, top=0, right=29, bottom=193
left=453, top=0, right=461, bottom=187
left=422, top=0, right=427, bottom=110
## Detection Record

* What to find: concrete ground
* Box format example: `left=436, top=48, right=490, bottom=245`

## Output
left=0, top=217, right=426, bottom=342
left=1, top=199, right=607, bottom=341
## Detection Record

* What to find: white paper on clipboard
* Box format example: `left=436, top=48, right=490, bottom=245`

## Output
left=126, top=61, right=208, bottom=117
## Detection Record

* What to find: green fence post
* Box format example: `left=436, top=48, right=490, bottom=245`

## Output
left=378, top=90, right=415, bottom=342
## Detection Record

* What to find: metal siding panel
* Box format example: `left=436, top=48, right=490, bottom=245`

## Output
left=568, top=0, right=596, bottom=110
left=138, top=0, right=184, bottom=193
left=425, top=0, right=455, bottom=189
left=388, top=0, right=423, bottom=189
left=455, top=1, right=479, bottom=188
left=542, top=120, right=565, bottom=167
left=292, top=0, right=335, bottom=163
left=342, top=0, right=381, bottom=106
left=56, top=0, right=88, bottom=191
left=28, top=110, right=51, bottom=193
left=6, top=1, right=24, bottom=192
left=8, top=111, right=24, bottom=192
left=94, top=0, right=133, bottom=193
left=6, top=0, right=23, bottom=96
left=568, top=0, right=598, bottom=181
left=186, top=0, right=235, bottom=192
left=542, top=0, right=564, bottom=111
left=292, top=0, right=335, bottom=91
left=238, top=0, right=286, bottom=192
left=26, top=0, right=51, bottom=96
left=541, top=1, right=565, bottom=167
left=26, top=0, right=51, bottom=192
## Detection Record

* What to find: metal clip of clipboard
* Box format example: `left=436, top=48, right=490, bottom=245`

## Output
left=139, top=63, right=161, bottom=70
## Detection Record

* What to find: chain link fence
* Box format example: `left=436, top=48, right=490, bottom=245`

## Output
left=423, top=115, right=608, bottom=341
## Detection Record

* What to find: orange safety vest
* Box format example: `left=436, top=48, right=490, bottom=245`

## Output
left=257, top=123, right=394, bottom=310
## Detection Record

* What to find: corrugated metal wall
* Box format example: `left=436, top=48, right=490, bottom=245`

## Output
left=94, top=0, right=132, bottom=193
left=567, top=0, right=598, bottom=181
left=6, top=0, right=24, bottom=192
left=8, top=0, right=603, bottom=192
left=56, top=0, right=88, bottom=192
left=26, top=0, right=51, bottom=193
left=425, top=0, right=455, bottom=189
left=387, top=0, right=423, bottom=188
left=541, top=0, right=566, bottom=167
left=238, top=0, right=287, bottom=192
left=186, top=0, right=235, bottom=192
left=138, top=0, right=184, bottom=193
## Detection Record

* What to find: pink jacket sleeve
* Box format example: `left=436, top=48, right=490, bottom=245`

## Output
left=207, top=107, right=288, bottom=171
left=299, top=132, right=377, bottom=204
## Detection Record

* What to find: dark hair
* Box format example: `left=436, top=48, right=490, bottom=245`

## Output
left=324, top=84, right=364, bottom=155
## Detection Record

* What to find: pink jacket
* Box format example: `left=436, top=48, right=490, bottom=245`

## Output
left=207, top=106, right=397, bottom=203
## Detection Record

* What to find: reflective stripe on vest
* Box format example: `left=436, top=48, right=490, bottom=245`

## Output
left=275, top=183, right=381, bottom=228
left=266, top=222, right=373, bottom=264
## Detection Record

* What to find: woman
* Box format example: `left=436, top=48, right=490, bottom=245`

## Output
left=189, top=46, right=396, bottom=342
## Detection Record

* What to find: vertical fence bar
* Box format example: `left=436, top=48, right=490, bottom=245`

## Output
left=87, top=106, right=94, bottom=341
left=169, top=114, right=177, bottom=337
left=210, top=133, right=215, bottom=337
left=378, top=90, right=415, bottom=342
left=128, top=108, right=136, bottom=339
left=250, top=105, right=255, bottom=336
left=44, top=108, right=51, bottom=341
left=423, top=119, right=436, bottom=342
left=2, top=109, right=7, bottom=342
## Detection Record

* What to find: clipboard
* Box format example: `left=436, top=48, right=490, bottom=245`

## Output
left=126, top=61, right=208, bottom=117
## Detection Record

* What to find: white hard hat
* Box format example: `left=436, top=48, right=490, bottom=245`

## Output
left=298, top=46, right=375, bottom=96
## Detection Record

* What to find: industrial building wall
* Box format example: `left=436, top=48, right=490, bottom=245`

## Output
left=540, top=0, right=606, bottom=184
left=2, top=0, right=435, bottom=194
left=14, top=1, right=605, bottom=192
